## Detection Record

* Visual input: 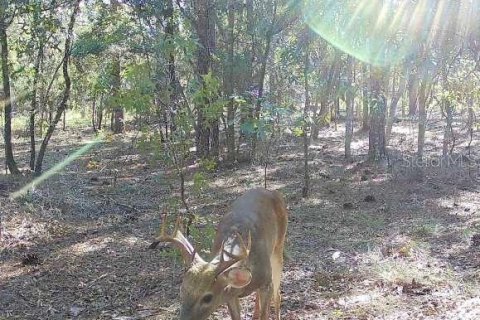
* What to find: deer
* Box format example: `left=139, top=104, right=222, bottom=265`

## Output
left=151, top=188, right=288, bottom=320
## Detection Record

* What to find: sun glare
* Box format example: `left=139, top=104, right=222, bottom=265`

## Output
left=304, top=0, right=478, bottom=66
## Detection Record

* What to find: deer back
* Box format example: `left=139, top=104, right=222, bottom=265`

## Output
left=211, top=188, right=288, bottom=296
left=156, top=188, right=287, bottom=320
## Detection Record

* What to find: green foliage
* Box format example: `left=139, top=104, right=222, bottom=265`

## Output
left=199, top=158, right=217, bottom=172
left=72, top=34, right=109, bottom=57
left=137, top=130, right=164, bottom=163
left=188, top=218, right=217, bottom=253
left=241, top=100, right=294, bottom=140
left=193, top=172, right=207, bottom=195
left=118, top=63, right=155, bottom=113
left=192, top=72, right=226, bottom=123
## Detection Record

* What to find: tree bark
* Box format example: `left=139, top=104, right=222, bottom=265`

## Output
left=251, top=27, right=273, bottom=158
left=361, top=64, right=370, bottom=131
left=111, top=55, right=123, bottom=134
left=417, top=78, right=427, bottom=158
left=165, top=0, right=178, bottom=133
left=408, top=68, right=418, bottom=116
left=225, top=0, right=236, bottom=161
left=91, top=96, right=97, bottom=133
left=97, top=94, right=104, bottom=130
left=35, top=0, right=80, bottom=175
left=386, top=71, right=406, bottom=144
left=368, top=67, right=387, bottom=161
left=0, top=5, right=20, bottom=174
left=194, top=0, right=215, bottom=158
left=111, top=0, right=123, bottom=134
left=302, top=32, right=311, bottom=198
left=345, top=57, right=354, bottom=160
left=29, top=3, right=45, bottom=171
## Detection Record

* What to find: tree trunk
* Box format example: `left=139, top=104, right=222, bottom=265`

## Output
left=0, top=7, right=20, bottom=174
left=111, top=55, right=123, bottom=134
left=417, top=78, right=427, bottom=158
left=225, top=0, right=236, bottom=161
left=302, top=32, right=311, bottom=198
left=362, top=64, right=369, bottom=131
left=442, top=99, right=454, bottom=157
left=97, top=94, right=104, bottom=130
left=92, top=96, right=97, bottom=133
left=165, top=0, right=178, bottom=133
left=62, top=109, right=66, bottom=131
left=211, top=120, right=219, bottom=158
left=194, top=0, right=215, bottom=158
left=251, top=27, right=273, bottom=158
left=310, top=103, right=319, bottom=139
left=110, top=0, right=123, bottom=134
left=237, top=0, right=254, bottom=154
left=333, top=97, right=339, bottom=131
left=368, top=67, right=387, bottom=161
left=386, top=71, right=406, bottom=144
left=408, top=68, right=419, bottom=116
left=345, top=57, right=354, bottom=160
left=29, top=4, right=45, bottom=171
left=35, top=0, right=80, bottom=175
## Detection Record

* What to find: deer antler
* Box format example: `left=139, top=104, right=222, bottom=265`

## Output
left=153, top=212, right=203, bottom=265
left=215, top=231, right=251, bottom=277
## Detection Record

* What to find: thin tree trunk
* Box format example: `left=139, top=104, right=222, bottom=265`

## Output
left=97, top=94, right=104, bottom=130
left=29, top=4, right=45, bottom=171
left=194, top=0, right=215, bottom=158
left=302, top=32, right=311, bottom=198
left=165, top=0, right=178, bottom=133
left=29, top=44, right=44, bottom=170
left=442, top=100, right=454, bottom=157
left=111, top=0, right=123, bottom=134
left=417, top=78, right=427, bottom=158
left=368, top=67, right=387, bottom=161
left=225, top=0, right=236, bottom=161
left=251, top=28, right=273, bottom=158
left=92, top=96, right=97, bottom=133
left=35, top=0, right=81, bottom=175
left=345, top=57, right=354, bottom=160
left=386, top=71, right=406, bottom=144
left=111, top=55, right=123, bottom=134
left=408, top=68, right=418, bottom=116
left=0, top=6, right=20, bottom=174
left=362, top=64, right=369, bottom=131
left=310, top=102, right=319, bottom=139
left=62, top=108, right=66, bottom=131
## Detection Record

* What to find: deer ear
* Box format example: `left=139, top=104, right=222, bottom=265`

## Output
left=225, top=267, right=252, bottom=288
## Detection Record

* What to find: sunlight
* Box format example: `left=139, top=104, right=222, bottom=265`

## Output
left=10, top=135, right=103, bottom=200
left=304, top=0, right=475, bottom=66
left=68, top=236, right=111, bottom=255
left=0, top=91, right=31, bottom=111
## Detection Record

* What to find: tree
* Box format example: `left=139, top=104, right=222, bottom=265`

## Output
left=193, top=0, right=216, bottom=158
left=301, top=30, right=312, bottom=198
left=0, top=0, right=20, bottom=174
left=385, top=67, right=407, bottom=144
left=34, top=0, right=81, bottom=174
left=368, top=67, right=387, bottom=161
left=345, top=56, right=354, bottom=160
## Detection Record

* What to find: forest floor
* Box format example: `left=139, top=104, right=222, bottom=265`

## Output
left=1, top=118, right=480, bottom=320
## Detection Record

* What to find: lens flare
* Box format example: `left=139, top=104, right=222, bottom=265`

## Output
left=10, top=135, right=103, bottom=200
left=304, top=0, right=474, bottom=66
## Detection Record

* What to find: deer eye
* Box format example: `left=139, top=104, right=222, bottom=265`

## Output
left=201, top=293, right=213, bottom=304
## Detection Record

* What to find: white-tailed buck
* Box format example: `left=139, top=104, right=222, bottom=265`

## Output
left=152, top=188, right=288, bottom=320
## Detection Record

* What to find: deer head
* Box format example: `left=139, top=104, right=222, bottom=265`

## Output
left=157, top=214, right=252, bottom=320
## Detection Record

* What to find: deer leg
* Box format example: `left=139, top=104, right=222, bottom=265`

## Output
left=271, top=251, right=283, bottom=320
left=258, top=283, right=273, bottom=320
left=253, top=291, right=260, bottom=319
left=227, top=298, right=242, bottom=320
